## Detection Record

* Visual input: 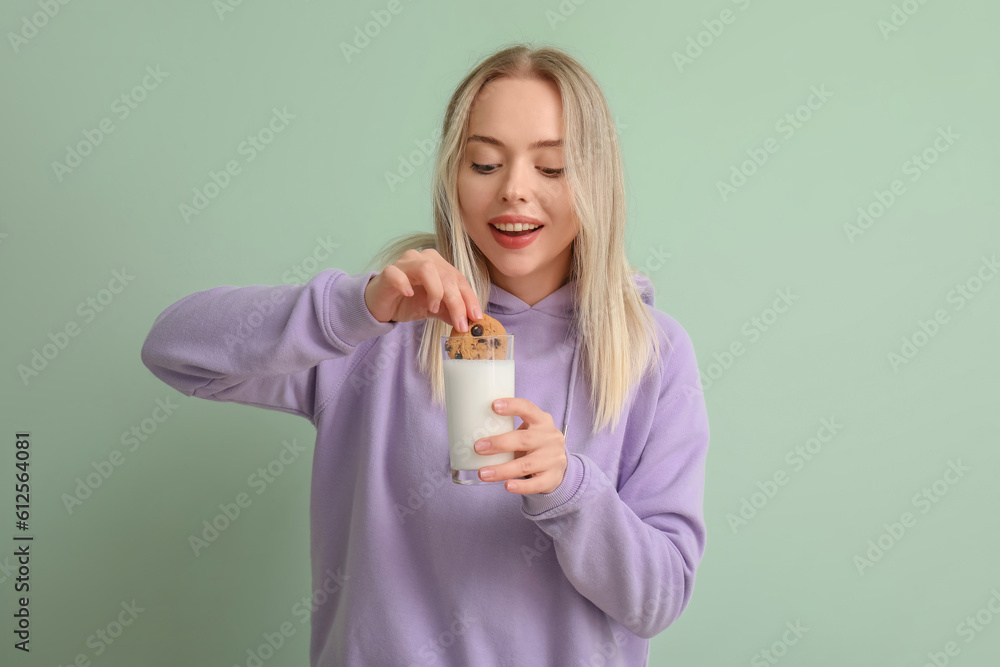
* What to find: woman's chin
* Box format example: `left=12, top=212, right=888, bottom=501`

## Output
left=486, top=259, right=539, bottom=280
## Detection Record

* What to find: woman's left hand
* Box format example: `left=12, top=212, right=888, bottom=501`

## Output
left=475, top=398, right=568, bottom=494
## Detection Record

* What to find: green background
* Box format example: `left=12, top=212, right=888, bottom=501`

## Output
left=2, top=0, right=998, bottom=665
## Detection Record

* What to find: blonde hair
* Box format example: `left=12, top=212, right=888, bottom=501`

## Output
left=366, top=42, right=665, bottom=435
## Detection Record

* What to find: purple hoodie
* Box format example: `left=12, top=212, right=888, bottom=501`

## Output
left=140, top=267, right=710, bottom=667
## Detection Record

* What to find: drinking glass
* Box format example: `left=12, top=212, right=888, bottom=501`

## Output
left=441, top=334, right=515, bottom=485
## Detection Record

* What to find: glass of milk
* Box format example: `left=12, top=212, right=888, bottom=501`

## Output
left=441, top=334, right=516, bottom=485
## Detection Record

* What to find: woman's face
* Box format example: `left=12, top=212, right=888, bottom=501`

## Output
left=457, top=76, right=579, bottom=303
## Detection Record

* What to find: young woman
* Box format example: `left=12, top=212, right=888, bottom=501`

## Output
left=141, top=43, right=710, bottom=667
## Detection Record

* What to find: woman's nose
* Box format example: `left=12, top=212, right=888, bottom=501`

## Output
left=499, top=162, right=531, bottom=202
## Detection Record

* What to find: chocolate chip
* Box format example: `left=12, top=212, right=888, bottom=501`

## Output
left=470, top=324, right=483, bottom=337
left=454, top=352, right=462, bottom=359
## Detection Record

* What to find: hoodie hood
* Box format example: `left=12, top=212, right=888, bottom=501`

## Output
left=486, top=272, right=654, bottom=316
left=486, top=278, right=578, bottom=318
left=633, top=272, right=655, bottom=308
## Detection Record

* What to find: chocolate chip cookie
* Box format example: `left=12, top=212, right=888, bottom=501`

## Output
left=445, top=312, right=508, bottom=360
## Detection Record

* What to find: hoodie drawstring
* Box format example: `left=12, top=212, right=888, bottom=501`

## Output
left=562, top=335, right=579, bottom=444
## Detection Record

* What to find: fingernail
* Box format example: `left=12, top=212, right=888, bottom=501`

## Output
left=493, top=400, right=506, bottom=411
left=474, top=307, right=483, bottom=319
left=460, top=317, right=468, bottom=331
left=475, top=440, right=489, bottom=452
left=480, top=468, right=494, bottom=479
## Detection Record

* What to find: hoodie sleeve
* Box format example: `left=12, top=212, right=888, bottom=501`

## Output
left=140, top=268, right=397, bottom=423
left=520, top=316, right=709, bottom=639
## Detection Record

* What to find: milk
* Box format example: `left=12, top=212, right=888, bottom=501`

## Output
left=443, top=358, right=516, bottom=471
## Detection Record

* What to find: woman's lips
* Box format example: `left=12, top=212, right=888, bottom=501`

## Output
left=489, top=223, right=542, bottom=249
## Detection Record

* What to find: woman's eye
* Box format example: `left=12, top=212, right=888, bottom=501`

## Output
left=470, top=162, right=497, bottom=174
left=470, top=162, right=564, bottom=177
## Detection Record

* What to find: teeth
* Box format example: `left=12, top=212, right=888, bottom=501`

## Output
left=492, top=222, right=540, bottom=232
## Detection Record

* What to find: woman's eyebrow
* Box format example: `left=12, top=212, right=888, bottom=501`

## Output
left=467, top=134, right=563, bottom=150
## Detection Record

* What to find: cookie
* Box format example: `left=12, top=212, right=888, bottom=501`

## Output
left=445, top=312, right=508, bottom=360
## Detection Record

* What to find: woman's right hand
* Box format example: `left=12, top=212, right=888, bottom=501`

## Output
left=363, top=249, right=483, bottom=332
